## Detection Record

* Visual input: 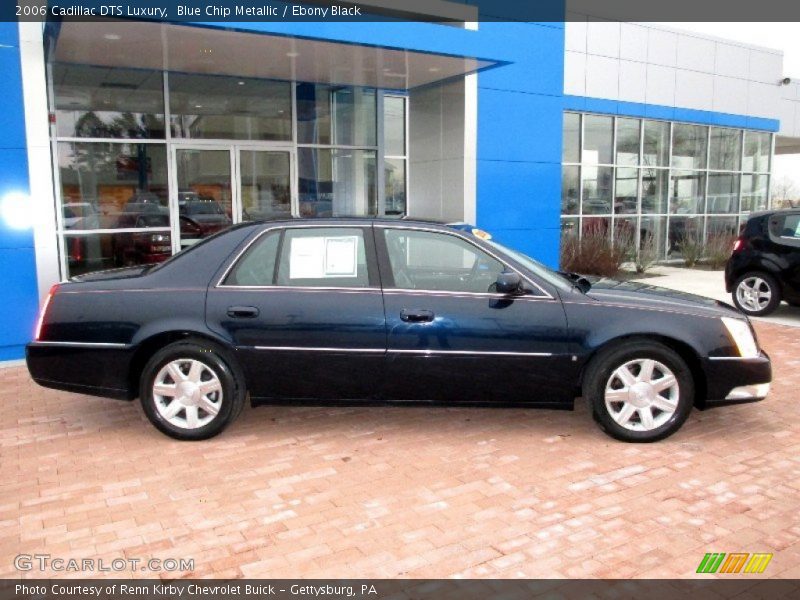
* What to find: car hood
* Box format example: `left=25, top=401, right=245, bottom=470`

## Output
left=583, top=277, right=740, bottom=319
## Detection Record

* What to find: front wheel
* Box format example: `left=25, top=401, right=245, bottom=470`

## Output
left=732, top=272, right=781, bottom=316
left=140, top=339, right=245, bottom=440
left=584, top=341, right=694, bottom=442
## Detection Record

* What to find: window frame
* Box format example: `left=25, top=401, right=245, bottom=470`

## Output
left=217, top=224, right=380, bottom=290
left=374, top=225, right=553, bottom=299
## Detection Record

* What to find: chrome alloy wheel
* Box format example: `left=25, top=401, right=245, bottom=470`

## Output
left=152, top=359, right=223, bottom=429
left=736, top=277, right=772, bottom=312
left=604, top=359, right=679, bottom=432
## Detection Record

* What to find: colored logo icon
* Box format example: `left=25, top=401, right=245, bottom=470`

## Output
left=696, top=553, right=773, bottom=574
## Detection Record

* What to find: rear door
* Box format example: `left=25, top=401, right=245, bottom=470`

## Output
left=767, top=211, right=800, bottom=299
left=375, top=225, right=572, bottom=405
left=206, top=224, right=386, bottom=401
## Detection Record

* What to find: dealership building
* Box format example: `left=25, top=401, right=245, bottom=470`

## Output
left=1, top=3, right=800, bottom=360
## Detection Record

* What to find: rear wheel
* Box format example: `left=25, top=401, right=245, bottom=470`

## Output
left=732, top=272, right=781, bottom=316
left=140, top=339, right=245, bottom=440
left=584, top=341, right=694, bottom=442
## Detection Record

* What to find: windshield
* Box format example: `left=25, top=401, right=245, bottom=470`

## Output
left=483, top=239, right=574, bottom=293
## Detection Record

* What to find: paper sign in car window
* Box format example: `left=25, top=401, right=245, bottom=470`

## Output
left=289, top=236, right=326, bottom=279
left=324, top=236, right=358, bottom=277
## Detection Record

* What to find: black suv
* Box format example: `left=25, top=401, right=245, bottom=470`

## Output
left=725, top=210, right=800, bottom=316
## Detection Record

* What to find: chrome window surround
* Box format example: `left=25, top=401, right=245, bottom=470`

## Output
left=216, top=222, right=554, bottom=300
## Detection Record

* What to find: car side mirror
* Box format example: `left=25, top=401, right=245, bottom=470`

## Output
left=495, top=270, right=523, bottom=294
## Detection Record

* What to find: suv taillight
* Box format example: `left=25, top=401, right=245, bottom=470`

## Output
left=732, top=237, right=747, bottom=254
left=34, top=284, right=59, bottom=341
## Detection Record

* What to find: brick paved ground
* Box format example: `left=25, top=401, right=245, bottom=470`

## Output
left=1, top=322, right=799, bottom=580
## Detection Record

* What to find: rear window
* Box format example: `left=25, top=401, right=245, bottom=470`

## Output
left=767, top=212, right=800, bottom=247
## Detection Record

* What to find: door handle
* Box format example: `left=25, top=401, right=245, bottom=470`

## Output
left=400, top=309, right=434, bottom=323
left=227, top=306, right=259, bottom=318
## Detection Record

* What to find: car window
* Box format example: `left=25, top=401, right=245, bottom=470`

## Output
left=224, top=231, right=280, bottom=286
left=276, top=227, right=370, bottom=288
left=383, top=229, right=504, bottom=293
left=768, top=213, right=800, bottom=247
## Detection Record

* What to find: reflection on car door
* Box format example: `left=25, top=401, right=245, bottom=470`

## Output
left=206, top=225, right=386, bottom=401
left=376, top=226, right=572, bottom=405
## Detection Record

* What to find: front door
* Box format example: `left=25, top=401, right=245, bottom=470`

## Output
left=206, top=224, right=386, bottom=401
left=376, top=226, right=573, bottom=405
left=171, top=145, right=295, bottom=252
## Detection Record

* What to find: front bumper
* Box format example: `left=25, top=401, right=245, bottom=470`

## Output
left=700, top=351, right=772, bottom=409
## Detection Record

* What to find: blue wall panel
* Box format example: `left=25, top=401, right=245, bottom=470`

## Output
left=0, top=23, right=38, bottom=360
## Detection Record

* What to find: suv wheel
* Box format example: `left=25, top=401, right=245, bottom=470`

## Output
left=140, top=339, right=245, bottom=440
left=732, top=272, right=781, bottom=316
left=584, top=341, right=694, bottom=443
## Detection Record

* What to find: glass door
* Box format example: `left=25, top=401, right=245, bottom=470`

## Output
left=172, top=146, right=235, bottom=251
left=237, top=148, right=294, bottom=221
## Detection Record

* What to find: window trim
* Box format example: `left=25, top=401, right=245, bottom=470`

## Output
left=374, top=224, right=553, bottom=300
left=215, top=223, right=379, bottom=290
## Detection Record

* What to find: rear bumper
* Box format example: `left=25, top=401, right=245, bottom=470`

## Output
left=700, top=351, right=772, bottom=409
left=26, top=342, right=134, bottom=400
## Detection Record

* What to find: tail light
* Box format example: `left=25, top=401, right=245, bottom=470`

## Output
left=34, top=284, right=59, bottom=341
left=732, top=237, right=748, bottom=254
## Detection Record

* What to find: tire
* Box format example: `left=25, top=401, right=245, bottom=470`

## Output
left=732, top=272, right=781, bottom=316
left=140, top=338, right=245, bottom=440
left=584, top=340, right=694, bottom=443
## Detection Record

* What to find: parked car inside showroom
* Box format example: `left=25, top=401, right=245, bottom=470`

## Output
left=726, top=209, right=800, bottom=316
left=27, top=218, right=771, bottom=443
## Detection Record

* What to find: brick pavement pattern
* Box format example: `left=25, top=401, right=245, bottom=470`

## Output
left=1, top=322, right=799, bottom=579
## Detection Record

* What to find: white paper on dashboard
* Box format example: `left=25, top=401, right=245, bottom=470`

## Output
left=324, top=236, right=358, bottom=277
left=289, top=236, right=326, bottom=279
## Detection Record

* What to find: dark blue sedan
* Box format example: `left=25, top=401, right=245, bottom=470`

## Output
left=27, top=218, right=771, bottom=442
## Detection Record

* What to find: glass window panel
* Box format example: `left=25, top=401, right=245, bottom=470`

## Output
left=561, top=165, right=580, bottom=215
left=707, top=173, right=740, bottom=214
left=615, top=118, right=640, bottom=166
left=384, top=158, right=406, bottom=216
left=58, top=142, right=168, bottom=230
left=706, top=216, right=738, bottom=238
left=614, top=167, right=638, bottom=214
left=709, top=127, right=742, bottom=171
left=581, top=166, right=613, bottom=214
left=383, top=229, right=504, bottom=294
left=672, top=124, right=708, bottom=170
left=297, top=83, right=376, bottom=146
left=641, top=168, right=669, bottom=214
left=169, top=73, right=291, bottom=141
left=224, top=231, right=281, bottom=286
left=582, top=115, right=613, bottom=164
left=174, top=149, right=234, bottom=251
left=582, top=216, right=611, bottom=239
left=670, top=170, right=706, bottom=214
left=384, top=96, right=406, bottom=156
left=743, top=131, right=771, bottom=172
left=298, top=148, right=376, bottom=217
left=642, top=120, right=669, bottom=167
left=639, top=216, right=667, bottom=260
left=668, top=216, right=703, bottom=258
left=240, top=151, right=292, bottom=221
left=741, top=174, right=769, bottom=212
left=561, top=217, right=579, bottom=243
left=64, top=231, right=171, bottom=278
left=53, top=64, right=165, bottom=139
left=562, top=113, right=580, bottom=163
left=276, top=227, right=370, bottom=288
left=614, top=216, right=637, bottom=249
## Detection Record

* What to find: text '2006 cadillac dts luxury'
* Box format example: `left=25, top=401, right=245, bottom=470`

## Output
left=27, top=218, right=771, bottom=442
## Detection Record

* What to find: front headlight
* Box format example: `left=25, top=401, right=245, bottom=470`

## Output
left=721, top=317, right=759, bottom=359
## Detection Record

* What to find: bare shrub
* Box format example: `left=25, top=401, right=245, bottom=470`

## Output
left=635, top=232, right=659, bottom=274
left=676, top=233, right=704, bottom=267
left=705, top=233, right=736, bottom=270
left=560, top=223, right=629, bottom=278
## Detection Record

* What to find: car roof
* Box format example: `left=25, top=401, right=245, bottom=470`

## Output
left=237, top=216, right=456, bottom=228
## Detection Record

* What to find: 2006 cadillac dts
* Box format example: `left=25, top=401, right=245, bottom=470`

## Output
left=27, top=218, right=772, bottom=442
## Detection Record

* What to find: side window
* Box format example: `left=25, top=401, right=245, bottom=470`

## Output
left=224, top=231, right=280, bottom=286
left=276, top=227, right=370, bottom=288
left=383, top=229, right=505, bottom=293
left=768, top=213, right=800, bottom=247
